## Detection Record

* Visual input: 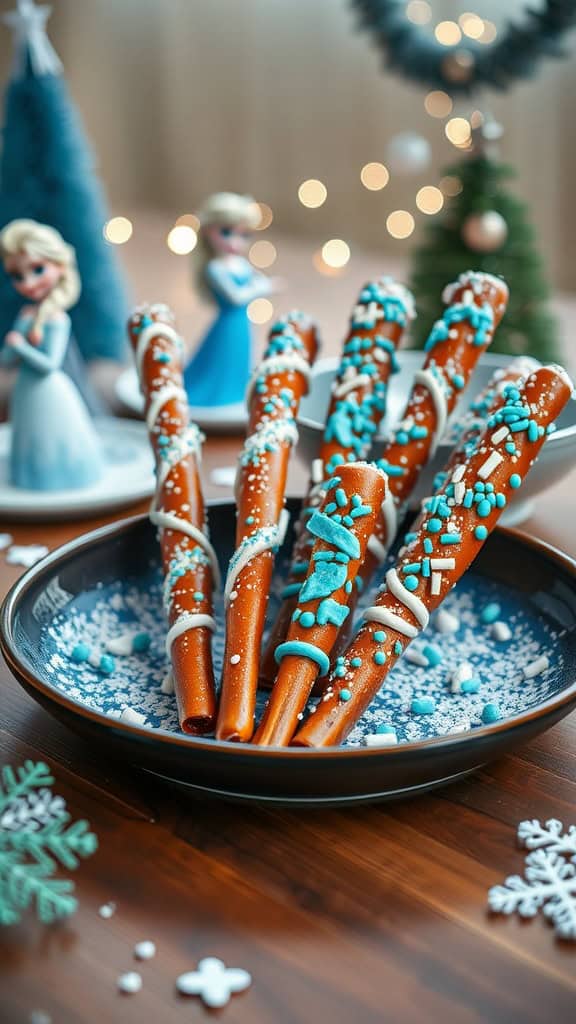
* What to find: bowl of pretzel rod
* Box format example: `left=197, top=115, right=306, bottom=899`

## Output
left=3, top=274, right=576, bottom=806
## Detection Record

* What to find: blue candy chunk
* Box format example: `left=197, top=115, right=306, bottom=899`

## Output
left=481, top=702, right=501, bottom=724
left=71, top=642, right=90, bottom=663
left=411, top=697, right=436, bottom=715
left=480, top=602, right=501, bottom=624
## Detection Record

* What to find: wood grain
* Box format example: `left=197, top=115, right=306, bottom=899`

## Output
left=1, top=441, right=575, bottom=1023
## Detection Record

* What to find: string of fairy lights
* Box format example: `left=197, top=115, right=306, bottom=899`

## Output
left=103, top=4, right=501, bottom=325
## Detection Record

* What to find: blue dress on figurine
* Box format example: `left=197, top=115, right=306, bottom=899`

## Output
left=3, top=312, right=104, bottom=490
left=184, top=257, right=271, bottom=407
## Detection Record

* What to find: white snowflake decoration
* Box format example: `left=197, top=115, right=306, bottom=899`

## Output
left=488, top=819, right=576, bottom=940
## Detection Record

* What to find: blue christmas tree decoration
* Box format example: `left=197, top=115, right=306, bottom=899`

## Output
left=0, top=0, right=129, bottom=360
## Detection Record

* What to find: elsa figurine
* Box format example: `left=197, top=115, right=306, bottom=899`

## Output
left=0, top=220, right=104, bottom=491
left=184, top=193, right=280, bottom=407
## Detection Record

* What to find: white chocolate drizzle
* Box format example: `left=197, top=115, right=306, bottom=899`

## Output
left=386, top=567, right=430, bottom=630
left=146, top=384, right=187, bottom=432
left=165, top=612, right=216, bottom=654
left=413, top=369, right=448, bottom=454
left=135, top=321, right=181, bottom=378
left=363, top=605, right=419, bottom=639
left=225, top=508, right=290, bottom=602
left=245, top=353, right=311, bottom=405
left=150, top=509, right=221, bottom=589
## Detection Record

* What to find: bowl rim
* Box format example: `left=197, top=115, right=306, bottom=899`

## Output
left=298, top=354, right=576, bottom=447
left=2, top=508, right=576, bottom=761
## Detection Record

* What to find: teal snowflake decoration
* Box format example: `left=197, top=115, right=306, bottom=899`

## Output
left=0, top=761, right=98, bottom=926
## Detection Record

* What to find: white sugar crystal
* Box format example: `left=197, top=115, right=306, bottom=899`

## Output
left=478, top=451, right=503, bottom=480
left=98, top=901, right=116, bottom=919
left=230, top=654, right=241, bottom=665
left=365, top=731, right=398, bottom=747
left=491, top=426, right=509, bottom=445
left=0, top=532, right=13, bottom=551
left=492, top=621, right=512, bottom=642
left=523, top=655, right=549, bottom=679
left=161, top=672, right=174, bottom=694
left=405, top=648, right=428, bottom=667
left=134, top=941, right=156, bottom=961
left=106, top=633, right=135, bottom=656
left=6, top=544, right=49, bottom=568
left=117, top=971, right=142, bottom=994
left=450, top=661, right=473, bottom=693
left=451, top=464, right=466, bottom=483
left=435, top=608, right=460, bottom=634
left=119, top=707, right=148, bottom=726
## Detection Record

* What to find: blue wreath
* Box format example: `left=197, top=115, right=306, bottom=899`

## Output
left=352, top=0, right=576, bottom=94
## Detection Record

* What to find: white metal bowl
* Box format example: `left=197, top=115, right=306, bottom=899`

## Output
left=297, top=353, right=576, bottom=526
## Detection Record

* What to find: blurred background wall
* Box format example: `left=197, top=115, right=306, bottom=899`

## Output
left=0, top=0, right=574, bottom=287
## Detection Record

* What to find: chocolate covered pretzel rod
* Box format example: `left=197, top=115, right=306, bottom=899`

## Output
left=254, top=461, right=387, bottom=746
left=260, top=278, right=414, bottom=683
left=293, top=363, right=573, bottom=747
left=332, top=271, right=509, bottom=655
left=216, top=312, right=320, bottom=741
left=128, top=303, right=219, bottom=734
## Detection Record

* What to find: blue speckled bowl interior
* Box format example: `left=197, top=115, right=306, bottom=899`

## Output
left=32, top=507, right=575, bottom=747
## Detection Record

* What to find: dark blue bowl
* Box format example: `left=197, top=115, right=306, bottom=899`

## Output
left=2, top=501, right=576, bottom=805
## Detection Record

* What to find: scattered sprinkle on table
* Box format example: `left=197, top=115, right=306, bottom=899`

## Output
left=98, top=901, right=116, bottom=919
left=176, top=957, right=252, bottom=1008
left=492, top=621, right=512, bottom=642
left=117, top=971, right=142, bottom=994
left=6, top=544, right=49, bottom=568
left=0, top=532, right=13, bottom=551
left=134, top=941, right=156, bottom=961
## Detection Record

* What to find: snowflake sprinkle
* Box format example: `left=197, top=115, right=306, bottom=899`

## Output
left=488, top=818, right=576, bottom=940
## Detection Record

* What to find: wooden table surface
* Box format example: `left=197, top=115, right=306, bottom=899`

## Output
left=1, top=430, right=575, bottom=1024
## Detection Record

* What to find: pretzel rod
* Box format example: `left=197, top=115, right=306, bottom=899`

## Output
left=216, top=312, right=320, bottom=741
left=253, top=461, right=387, bottom=746
left=127, top=303, right=218, bottom=734
left=293, top=364, right=573, bottom=747
left=431, top=356, right=541, bottom=496
left=260, top=277, right=415, bottom=683
left=331, top=271, right=509, bottom=657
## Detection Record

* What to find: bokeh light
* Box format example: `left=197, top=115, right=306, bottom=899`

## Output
left=249, top=240, right=277, bottom=269
left=478, top=20, right=497, bottom=44
left=255, top=202, right=273, bottom=230
left=445, top=116, right=472, bottom=147
left=405, top=1, right=431, bottom=25
left=360, top=162, right=390, bottom=190
left=416, top=186, right=444, bottom=215
left=321, top=238, right=351, bottom=268
left=175, top=213, right=200, bottom=231
left=103, top=216, right=133, bottom=244
left=439, top=175, right=463, bottom=197
left=298, top=179, right=328, bottom=208
left=247, top=298, right=274, bottom=324
left=166, top=225, right=198, bottom=255
left=386, top=211, right=415, bottom=239
left=435, top=21, right=462, bottom=46
left=424, top=90, right=453, bottom=119
left=459, top=12, right=484, bottom=40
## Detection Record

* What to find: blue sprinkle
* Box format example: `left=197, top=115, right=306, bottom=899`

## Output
left=376, top=723, right=396, bottom=735
left=422, top=558, right=431, bottom=578
left=509, top=473, right=522, bottom=489
left=350, top=657, right=362, bottom=668
left=373, top=630, right=386, bottom=643
left=482, top=702, right=501, bottom=724
left=343, top=515, right=354, bottom=527
left=404, top=575, right=419, bottom=592
left=462, top=678, right=481, bottom=694
left=154, top=351, right=171, bottom=364
left=452, top=373, right=465, bottom=390
left=335, top=665, right=347, bottom=678
left=373, top=651, right=387, bottom=666
left=423, top=644, right=442, bottom=667
left=71, top=642, right=90, bottom=662
left=292, top=609, right=302, bottom=622
left=463, top=490, right=474, bottom=509
left=99, top=655, right=115, bottom=675
left=423, top=538, right=433, bottom=554
left=510, top=419, right=530, bottom=433
left=411, top=425, right=428, bottom=440
left=264, top=402, right=274, bottom=413
left=505, top=442, right=516, bottom=455
left=345, top=580, right=353, bottom=594
left=335, top=488, right=347, bottom=508
left=440, top=533, right=461, bottom=545
left=475, top=525, right=488, bottom=541
left=339, top=688, right=352, bottom=702
left=245, top=515, right=255, bottom=525
left=133, top=632, right=151, bottom=653
left=528, top=421, right=539, bottom=442
left=404, top=532, right=417, bottom=545
left=427, top=518, right=442, bottom=534
left=300, top=612, right=316, bottom=628
left=402, top=562, right=422, bottom=574
left=495, top=493, right=506, bottom=509
left=394, top=640, right=403, bottom=656
left=477, top=499, right=492, bottom=518
left=480, top=602, right=501, bottom=624
left=193, top=592, right=204, bottom=602
left=411, top=697, right=436, bottom=715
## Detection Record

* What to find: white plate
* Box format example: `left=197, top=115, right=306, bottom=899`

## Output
left=0, top=418, right=155, bottom=521
left=115, top=366, right=248, bottom=434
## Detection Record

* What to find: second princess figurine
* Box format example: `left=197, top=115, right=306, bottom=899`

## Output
left=184, top=192, right=280, bottom=408
left=0, top=219, right=104, bottom=491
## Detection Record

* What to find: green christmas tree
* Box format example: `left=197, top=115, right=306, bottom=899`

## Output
left=410, top=152, right=559, bottom=360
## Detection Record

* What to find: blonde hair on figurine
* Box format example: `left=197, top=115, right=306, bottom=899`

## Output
left=192, top=192, right=260, bottom=300
left=0, top=219, right=81, bottom=338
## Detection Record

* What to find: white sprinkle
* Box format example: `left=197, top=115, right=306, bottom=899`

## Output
left=230, top=654, right=241, bottom=665
left=453, top=481, right=466, bottom=504
left=0, top=532, right=13, bottom=551
left=106, top=633, right=136, bottom=656
left=523, top=655, right=549, bottom=679
left=311, top=458, right=324, bottom=484
left=431, top=572, right=442, bottom=596
left=161, top=671, right=174, bottom=694
left=176, top=957, right=252, bottom=1008
left=365, top=731, right=398, bottom=747
left=405, top=648, right=429, bottom=667
left=98, top=901, right=116, bottom=919
left=229, top=590, right=238, bottom=602
left=478, top=450, right=504, bottom=480
left=119, top=707, right=148, bottom=726
left=444, top=719, right=471, bottom=735
left=117, top=972, right=142, bottom=994
left=134, top=941, right=156, bottom=961
left=491, top=426, right=509, bottom=445
left=88, top=651, right=101, bottom=669
left=29, top=1012, right=51, bottom=1024
left=492, top=621, right=512, bottom=642
left=6, top=544, right=49, bottom=568
left=451, top=464, right=466, bottom=483
left=450, top=661, right=473, bottom=693
left=435, top=608, right=460, bottom=634
left=430, top=558, right=455, bottom=570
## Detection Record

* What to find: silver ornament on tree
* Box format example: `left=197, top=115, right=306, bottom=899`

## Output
left=462, top=211, right=508, bottom=252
